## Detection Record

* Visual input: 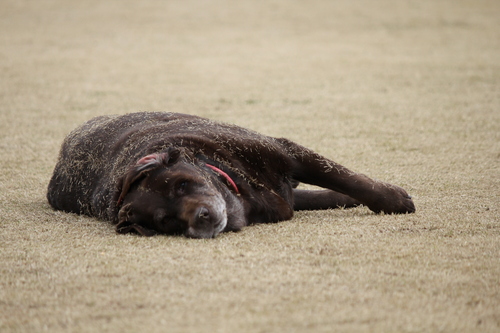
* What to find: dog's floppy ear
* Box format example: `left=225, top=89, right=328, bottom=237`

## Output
left=135, top=147, right=181, bottom=170
left=116, top=147, right=182, bottom=207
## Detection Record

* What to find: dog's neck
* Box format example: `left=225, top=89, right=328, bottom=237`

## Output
left=205, top=164, right=240, bottom=195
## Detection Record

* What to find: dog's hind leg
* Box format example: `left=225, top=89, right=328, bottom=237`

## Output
left=293, top=189, right=361, bottom=211
left=276, top=138, right=415, bottom=214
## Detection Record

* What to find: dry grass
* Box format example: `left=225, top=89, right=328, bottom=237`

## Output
left=1, top=0, right=499, bottom=332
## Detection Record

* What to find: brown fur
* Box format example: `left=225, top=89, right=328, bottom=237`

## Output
left=47, top=112, right=415, bottom=238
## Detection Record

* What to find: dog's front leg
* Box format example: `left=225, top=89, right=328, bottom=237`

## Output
left=277, top=138, right=415, bottom=214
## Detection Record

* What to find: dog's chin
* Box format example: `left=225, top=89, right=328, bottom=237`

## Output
left=214, top=216, right=228, bottom=236
left=208, top=194, right=229, bottom=237
left=185, top=209, right=228, bottom=239
left=185, top=219, right=227, bottom=239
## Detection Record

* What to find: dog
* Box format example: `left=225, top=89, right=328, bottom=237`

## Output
left=47, top=112, right=415, bottom=238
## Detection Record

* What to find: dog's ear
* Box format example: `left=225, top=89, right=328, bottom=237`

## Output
left=135, top=147, right=181, bottom=169
left=116, top=147, right=182, bottom=207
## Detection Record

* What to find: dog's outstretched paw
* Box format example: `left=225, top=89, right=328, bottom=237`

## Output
left=367, top=183, right=416, bottom=214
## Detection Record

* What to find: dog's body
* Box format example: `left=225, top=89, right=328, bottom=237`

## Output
left=47, top=112, right=415, bottom=238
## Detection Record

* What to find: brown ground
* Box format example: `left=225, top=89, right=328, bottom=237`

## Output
left=1, top=0, right=499, bottom=332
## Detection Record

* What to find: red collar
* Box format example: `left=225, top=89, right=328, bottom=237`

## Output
left=205, top=164, right=240, bottom=195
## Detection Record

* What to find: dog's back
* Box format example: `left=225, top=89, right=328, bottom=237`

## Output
left=47, top=114, right=120, bottom=217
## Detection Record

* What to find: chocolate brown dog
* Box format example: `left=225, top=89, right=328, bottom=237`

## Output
left=47, top=112, right=415, bottom=238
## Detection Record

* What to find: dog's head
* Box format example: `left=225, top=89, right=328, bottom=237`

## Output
left=113, top=147, right=231, bottom=238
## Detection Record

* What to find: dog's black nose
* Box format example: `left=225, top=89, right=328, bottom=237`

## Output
left=197, top=207, right=210, bottom=221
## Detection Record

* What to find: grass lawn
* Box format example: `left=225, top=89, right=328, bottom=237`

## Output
left=1, top=0, right=499, bottom=332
